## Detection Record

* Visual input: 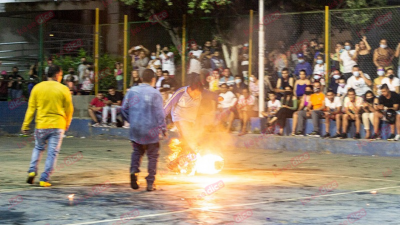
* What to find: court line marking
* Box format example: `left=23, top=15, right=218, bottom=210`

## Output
left=63, top=184, right=400, bottom=225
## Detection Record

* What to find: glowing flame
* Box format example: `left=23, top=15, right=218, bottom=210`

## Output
left=168, top=138, right=182, bottom=161
left=68, top=194, right=74, bottom=201
left=195, top=154, right=224, bottom=174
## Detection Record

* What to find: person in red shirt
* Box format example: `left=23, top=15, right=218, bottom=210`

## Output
left=88, top=93, right=108, bottom=127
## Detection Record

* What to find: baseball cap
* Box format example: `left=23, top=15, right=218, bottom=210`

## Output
left=1, top=70, right=6, bottom=75
left=297, top=53, right=304, bottom=58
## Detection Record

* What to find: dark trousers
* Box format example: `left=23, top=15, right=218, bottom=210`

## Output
left=130, top=141, right=160, bottom=184
left=297, top=110, right=324, bottom=133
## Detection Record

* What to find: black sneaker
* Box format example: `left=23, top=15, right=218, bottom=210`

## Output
left=353, top=133, right=361, bottom=139
left=295, top=131, right=304, bottom=136
left=307, top=131, right=320, bottom=137
left=331, top=133, right=341, bottom=139
left=130, top=173, right=139, bottom=190
left=387, top=134, right=396, bottom=141
left=341, top=133, right=347, bottom=139
left=322, top=133, right=330, bottom=138
left=147, top=183, right=156, bottom=191
left=371, top=133, right=380, bottom=140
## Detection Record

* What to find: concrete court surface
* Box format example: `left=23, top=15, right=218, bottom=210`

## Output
left=0, top=134, right=400, bottom=225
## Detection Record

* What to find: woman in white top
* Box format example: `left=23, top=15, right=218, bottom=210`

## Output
left=381, top=68, right=400, bottom=93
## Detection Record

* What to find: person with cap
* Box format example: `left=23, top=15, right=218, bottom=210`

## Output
left=372, top=84, right=399, bottom=141
left=294, top=53, right=312, bottom=79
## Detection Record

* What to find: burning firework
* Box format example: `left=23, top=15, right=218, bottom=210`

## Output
left=166, top=139, right=224, bottom=175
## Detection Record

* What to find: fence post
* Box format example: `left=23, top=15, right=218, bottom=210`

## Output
left=325, top=6, right=330, bottom=88
left=124, top=15, right=128, bottom=93
left=38, top=23, right=43, bottom=82
left=248, top=10, right=253, bottom=84
left=94, top=8, right=100, bottom=95
left=182, top=14, right=186, bottom=86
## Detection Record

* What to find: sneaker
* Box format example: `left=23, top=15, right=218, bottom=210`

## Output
left=39, top=181, right=52, bottom=187
left=101, top=123, right=110, bottom=127
left=307, top=131, right=320, bottom=137
left=27, top=172, right=36, bottom=184
left=341, top=133, right=347, bottom=139
left=122, top=125, right=130, bottom=129
left=371, top=133, right=380, bottom=140
left=353, top=133, right=361, bottom=139
left=331, top=133, right=341, bottom=139
left=295, top=131, right=304, bottom=136
left=110, top=123, right=117, bottom=128
left=387, top=134, right=396, bottom=141
left=394, top=134, right=400, bottom=141
left=322, top=133, right=330, bottom=138
left=146, top=183, right=156, bottom=191
left=130, top=173, right=139, bottom=189
left=92, top=123, right=101, bottom=127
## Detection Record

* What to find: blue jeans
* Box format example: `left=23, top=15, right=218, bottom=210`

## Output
left=117, top=80, right=124, bottom=90
left=28, top=129, right=65, bottom=182
left=130, top=141, right=160, bottom=184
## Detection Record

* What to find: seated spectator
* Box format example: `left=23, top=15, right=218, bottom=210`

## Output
left=160, top=70, right=177, bottom=103
left=219, top=68, right=235, bottom=87
left=0, top=71, right=8, bottom=100
left=155, top=69, right=165, bottom=90
left=296, top=82, right=325, bottom=137
left=291, top=85, right=313, bottom=136
left=237, top=88, right=255, bottom=136
left=346, top=65, right=372, bottom=97
left=323, top=89, right=342, bottom=138
left=329, top=69, right=342, bottom=94
left=275, top=85, right=298, bottom=136
left=313, top=54, right=326, bottom=77
left=209, top=69, right=220, bottom=92
left=294, top=53, right=312, bottom=78
left=88, top=93, right=108, bottom=127
left=114, top=62, right=124, bottom=90
left=362, top=91, right=378, bottom=139
left=373, top=39, right=394, bottom=70
left=130, top=70, right=142, bottom=87
left=373, top=67, right=386, bottom=96
left=232, top=75, right=248, bottom=98
left=330, top=42, right=344, bottom=73
left=275, top=68, right=294, bottom=97
left=81, top=64, right=94, bottom=95
left=381, top=68, right=399, bottom=93
left=342, top=88, right=363, bottom=139
left=339, top=41, right=357, bottom=80
left=102, top=87, right=123, bottom=128
left=211, top=51, right=225, bottom=73
left=311, top=74, right=325, bottom=92
left=249, top=74, right=259, bottom=112
left=294, top=70, right=311, bottom=97
left=147, top=52, right=161, bottom=73
left=262, top=92, right=281, bottom=127
left=337, top=76, right=348, bottom=99
left=372, top=84, right=399, bottom=140
left=28, top=63, right=39, bottom=97
left=217, top=83, right=237, bottom=132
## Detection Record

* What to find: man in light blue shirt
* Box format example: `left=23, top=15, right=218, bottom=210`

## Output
left=121, top=69, right=167, bottom=191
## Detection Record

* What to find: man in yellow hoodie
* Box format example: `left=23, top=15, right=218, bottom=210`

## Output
left=22, top=65, right=73, bottom=187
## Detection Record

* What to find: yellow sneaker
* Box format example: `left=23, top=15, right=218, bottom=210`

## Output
left=27, top=172, right=36, bottom=184
left=39, top=181, right=52, bottom=187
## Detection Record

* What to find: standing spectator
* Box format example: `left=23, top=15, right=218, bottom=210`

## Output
left=88, top=93, right=108, bottom=127
left=121, top=69, right=167, bottom=191
left=322, top=89, right=342, bottom=138
left=373, top=67, right=386, bottom=96
left=133, top=51, right=149, bottom=78
left=291, top=85, right=313, bottom=136
left=154, top=69, right=164, bottom=90
left=239, top=44, right=250, bottom=81
left=0, top=71, right=8, bottom=100
left=372, top=84, right=399, bottom=140
left=77, top=57, right=87, bottom=87
left=275, top=85, right=298, bottom=135
left=297, top=82, right=325, bottom=137
left=342, top=88, right=363, bottom=139
left=63, top=68, right=79, bottom=95
left=395, top=42, right=400, bottom=78
left=160, top=70, right=177, bottom=103
left=275, top=68, right=295, bottom=97
left=217, top=83, right=237, bottom=132
left=313, top=54, right=326, bottom=77
left=354, top=36, right=374, bottom=79
left=301, top=43, right=314, bottom=65
left=381, top=68, right=400, bottom=93
left=346, top=65, right=372, bottom=97
left=129, top=70, right=142, bottom=87
left=219, top=68, right=235, bottom=87
left=362, top=90, right=378, bottom=139
left=329, top=69, right=342, bottom=95
left=293, top=70, right=311, bottom=97
left=210, top=39, right=222, bottom=54
left=81, top=65, right=94, bottom=95
left=270, top=48, right=288, bottom=78
left=249, top=74, right=260, bottom=113
left=129, top=46, right=141, bottom=71
left=373, top=39, right=394, bottom=70
left=294, top=53, right=312, bottom=78
left=114, top=62, right=124, bottom=90
left=339, top=41, right=357, bottom=80
left=158, top=45, right=175, bottom=78
left=188, top=43, right=203, bottom=75
left=22, top=65, right=73, bottom=187
left=147, top=52, right=161, bottom=73
left=9, top=66, right=24, bottom=99
left=314, top=42, right=325, bottom=61
left=44, top=58, right=53, bottom=77
left=28, top=63, right=39, bottom=97
left=200, top=50, right=212, bottom=70
left=330, top=42, right=344, bottom=73
left=102, top=87, right=123, bottom=128
left=237, top=88, right=255, bottom=136
left=211, top=51, right=225, bottom=73
left=232, top=75, right=248, bottom=98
